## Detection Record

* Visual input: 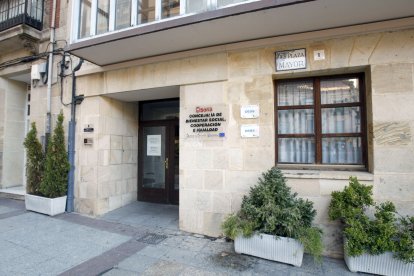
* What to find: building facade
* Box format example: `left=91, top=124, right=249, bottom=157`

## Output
left=1, top=0, right=414, bottom=258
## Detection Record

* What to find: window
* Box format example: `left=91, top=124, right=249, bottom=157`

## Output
left=186, top=0, right=208, bottom=13
left=275, top=75, right=366, bottom=166
left=97, top=0, right=110, bottom=35
left=73, top=0, right=261, bottom=40
left=161, top=0, right=180, bottom=19
left=138, top=0, right=156, bottom=24
left=79, top=0, right=92, bottom=39
left=217, top=0, right=248, bottom=8
left=115, top=0, right=131, bottom=30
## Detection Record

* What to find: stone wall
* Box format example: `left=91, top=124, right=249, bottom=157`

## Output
left=179, top=76, right=276, bottom=237
left=74, top=96, right=139, bottom=216
left=42, top=26, right=414, bottom=258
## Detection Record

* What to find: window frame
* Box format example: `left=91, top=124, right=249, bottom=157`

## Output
left=274, top=73, right=367, bottom=168
left=72, top=0, right=261, bottom=42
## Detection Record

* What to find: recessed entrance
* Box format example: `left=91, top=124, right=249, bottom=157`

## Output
left=138, top=99, right=179, bottom=204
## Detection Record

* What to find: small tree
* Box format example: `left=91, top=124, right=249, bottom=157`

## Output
left=23, top=122, right=44, bottom=195
left=222, top=167, right=323, bottom=262
left=39, top=112, right=70, bottom=198
left=329, top=177, right=414, bottom=263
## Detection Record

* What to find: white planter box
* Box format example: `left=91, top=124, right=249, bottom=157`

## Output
left=345, top=252, right=414, bottom=276
left=235, top=233, right=304, bottom=267
left=25, top=194, right=67, bottom=216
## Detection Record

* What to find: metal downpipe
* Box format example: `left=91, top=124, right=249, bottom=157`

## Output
left=66, top=59, right=84, bottom=212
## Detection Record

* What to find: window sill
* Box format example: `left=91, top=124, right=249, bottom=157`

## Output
left=279, top=166, right=373, bottom=181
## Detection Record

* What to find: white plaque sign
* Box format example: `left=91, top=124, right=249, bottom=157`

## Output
left=183, top=105, right=227, bottom=139
left=241, top=105, right=259, bottom=119
left=275, top=48, right=306, bottom=71
left=241, top=124, right=260, bottom=138
left=147, top=135, right=161, bottom=156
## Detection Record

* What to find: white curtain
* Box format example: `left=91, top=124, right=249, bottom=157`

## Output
left=279, top=138, right=315, bottom=163
left=322, top=137, right=362, bottom=164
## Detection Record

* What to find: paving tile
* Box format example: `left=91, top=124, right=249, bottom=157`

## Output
left=247, top=260, right=291, bottom=275
left=161, top=247, right=208, bottom=268
left=28, top=258, right=70, bottom=276
left=57, top=213, right=145, bottom=238
left=0, top=205, right=16, bottom=214
left=0, top=199, right=367, bottom=276
left=201, top=250, right=258, bottom=274
left=0, top=240, right=33, bottom=266
left=117, top=253, right=159, bottom=272
left=200, top=239, right=235, bottom=254
left=0, top=198, right=25, bottom=209
left=176, top=236, right=209, bottom=252
left=101, top=201, right=179, bottom=231
left=102, top=268, right=139, bottom=276
left=179, top=266, right=228, bottom=276
left=142, top=260, right=186, bottom=276
left=136, top=244, right=171, bottom=259
left=159, top=235, right=185, bottom=247
left=60, top=239, right=145, bottom=276
left=2, top=251, right=55, bottom=276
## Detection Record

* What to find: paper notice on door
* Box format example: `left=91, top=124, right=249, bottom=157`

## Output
left=147, top=135, right=161, bottom=156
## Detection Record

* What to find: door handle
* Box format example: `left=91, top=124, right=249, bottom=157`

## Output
left=165, top=157, right=169, bottom=170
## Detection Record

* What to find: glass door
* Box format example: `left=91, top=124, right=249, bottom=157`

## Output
left=140, top=125, right=167, bottom=202
left=138, top=120, right=179, bottom=204
left=138, top=99, right=179, bottom=204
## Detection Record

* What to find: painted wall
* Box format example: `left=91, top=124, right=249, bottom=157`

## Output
left=0, top=81, right=4, bottom=185
left=0, top=78, right=27, bottom=188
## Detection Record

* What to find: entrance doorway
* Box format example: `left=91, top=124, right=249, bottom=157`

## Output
left=138, top=99, right=179, bottom=204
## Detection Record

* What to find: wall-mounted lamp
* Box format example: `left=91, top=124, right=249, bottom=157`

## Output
left=74, top=94, right=84, bottom=105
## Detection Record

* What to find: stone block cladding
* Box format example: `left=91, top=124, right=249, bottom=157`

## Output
left=25, top=26, right=414, bottom=258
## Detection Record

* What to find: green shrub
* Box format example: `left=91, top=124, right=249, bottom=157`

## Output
left=23, top=122, right=44, bottom=195
left=329, top=176, right=373, bottom=222
left=395, top=216, right=414, bottom=263
left=222, top=167, right=323, bottom=262
left=39, top=112, right=70, bottom=198
left=329, top=177, right=414, bottom=263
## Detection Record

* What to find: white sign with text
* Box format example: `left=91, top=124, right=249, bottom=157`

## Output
left=241, top=105, right=259, bottom=119
left=276, top=48, right=307, bottom=71
left=241, top=124, right=260, bottom=138
left=147, top=135, right=161, bottom=156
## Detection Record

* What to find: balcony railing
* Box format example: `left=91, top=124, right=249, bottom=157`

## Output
left=0, top=0, right=43, bottom=32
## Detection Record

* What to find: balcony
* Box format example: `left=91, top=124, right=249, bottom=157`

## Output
left=69, top=0, right=414, bottom=66
left=0, top=0, right=43, bottom=32
left=0, top=0, right=43, bottom=56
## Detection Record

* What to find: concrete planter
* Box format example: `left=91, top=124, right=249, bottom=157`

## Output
left=235, top=233, right=304, bottom=267
left=25, top=194, right=67, bottom=216
left=345, top=251, right=414, bottom=276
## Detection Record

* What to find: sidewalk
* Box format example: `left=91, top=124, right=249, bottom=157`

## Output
left=0, top=198, right=360, bottom=276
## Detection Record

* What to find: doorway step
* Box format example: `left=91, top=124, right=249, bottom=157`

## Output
left=0, top=186, right=25, bottom=200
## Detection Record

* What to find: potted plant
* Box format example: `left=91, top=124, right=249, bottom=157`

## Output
left=23, top=122, right=44, bottom=196
left=24, top=112, right=70, bottom=216
left=221, top=167, right=323, bottom=267
left=329, top=177, right=414, bottom=275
